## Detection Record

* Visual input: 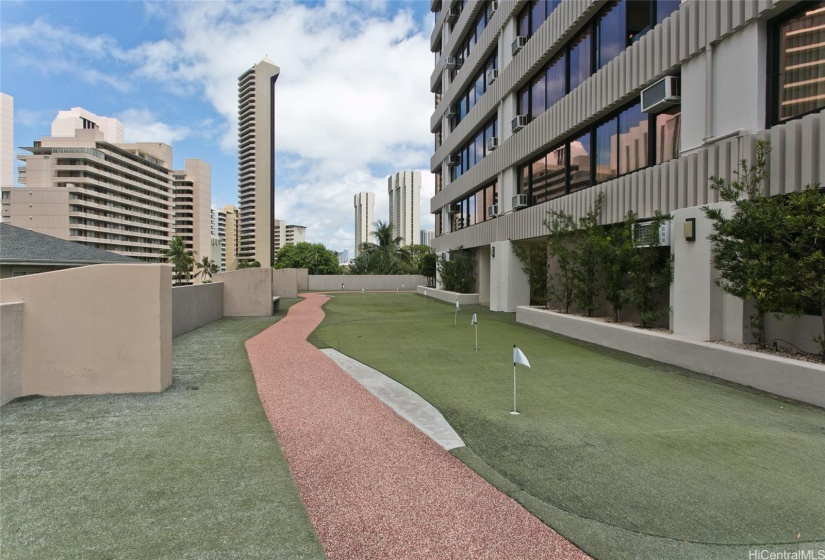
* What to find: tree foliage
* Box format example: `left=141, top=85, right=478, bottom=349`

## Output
left=544, top=210, right=577, bottom=313
left=274, top=242, right=341, bottom=275
left=162, top=236, right=195, bottom=286
left=236, top=260, right=260, bottom=269
left=601, top=215, right=635, bottom=322
left=514, top=238, right=550, bottom=306
left=623, top=212, right=673, bottom=328
left=196, top=256, right=219, bottom=282
left=437, top=247, right=474, bottom=293
left=572, top=193, right=605, bottom=317
left=350, top=220, right=434, bottom=276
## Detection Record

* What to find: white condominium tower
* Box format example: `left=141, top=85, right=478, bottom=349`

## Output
left=387, top=170, right=420, bottom=246
left=353, top=191, right=375, bottom=257
left=237, top=56, right=280, bottom=268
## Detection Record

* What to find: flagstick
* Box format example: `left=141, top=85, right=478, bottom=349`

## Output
left=511, top=363, right=519, bottom=415
left=454, top=308, right=457, bottom=326
left=474, top=322, right=478, bottom=351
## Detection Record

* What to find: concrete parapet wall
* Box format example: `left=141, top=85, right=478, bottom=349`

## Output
left=1, top=302, right=24, bottom=405
left=273, top=268, right=298, bottom=298
left=517, top=306, right=825, bottom=409
left=416, top=286, right=480, bottom=306
left=308, top=275, right=427, bottom=292
left=172, top=283, right=224, bottom=337
left=214, top=268, right=273, bottom=316
left=0, top=264, right=172, bottom=399
left=297, top=269, right=309, bottom=291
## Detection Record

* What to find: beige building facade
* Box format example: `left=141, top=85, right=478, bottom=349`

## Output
left=273, top=219, right=306, bottom=255
left=222, top=204, right=239, bottom=271
left=52, top=107, right=124, bottom=144
left=172, top=159, right=212, bottom=261
left=388, top=170, right=421, bottom=246
left=238, top=57, right=280, bottom=268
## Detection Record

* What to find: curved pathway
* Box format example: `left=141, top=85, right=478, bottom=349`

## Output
left=245, top=293, right=589, bottom=559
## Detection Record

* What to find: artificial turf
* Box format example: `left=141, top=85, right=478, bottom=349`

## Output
left=308, top=292, right=825, bottom=560
left=0, top=301, right=326, bottom=560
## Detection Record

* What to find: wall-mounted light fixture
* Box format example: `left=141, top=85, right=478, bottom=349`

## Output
left=491, top=246, right=495, bottom=258
left=684, top=218, right=696, bottom=242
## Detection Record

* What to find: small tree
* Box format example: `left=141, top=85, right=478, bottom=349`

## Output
left=572, top=193, right=605, bottom=317
left=514, top=238, right=550, bottom=306
left=544, top=210, right=577, bottom=313
left=275, top=242, right=341, bottom=275
left=236, top=260, right=260, bottom=269
left=624, top=212, right=673, bottom=328
left=162, top=236, right=195, bottom=286
left=420, top=251, right=437, bottom=287
left=196, top=256, right=219, bottom=282
left=437, top=247, right=474, bottom=293
left=601, top=213, right=635, bottom=322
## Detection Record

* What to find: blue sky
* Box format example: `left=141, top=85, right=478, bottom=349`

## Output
left=1, top=0, right=436, bottom=256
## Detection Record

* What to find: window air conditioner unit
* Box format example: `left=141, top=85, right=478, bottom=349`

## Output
left=445, top=105, right=457, bottom=118
left=488, top=204, right=499, bottom=217
left=445, top=56, right=462, bottom=70
left=446, top=7, right=461, bottom=23
left=632, top=221, right=671, bottom=247
left=512, top=115, right=528, bottom=133
left=486, top=68, right=498, bottom=86
left=512, top=193, right=528, bottom=209
left=641, top=76, right=681, bottom=113
left=487, top=0, right=498, bottom=19
left=445, top=154, right=462, bottom=167
left=446, top=203, right=461, bottom=214
left=486, top=136, right=498, bottom=151
left=512, top=36, right=527, bottom=56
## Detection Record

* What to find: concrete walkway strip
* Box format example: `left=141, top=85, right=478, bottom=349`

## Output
left=320, top=348, right=466, bottom=451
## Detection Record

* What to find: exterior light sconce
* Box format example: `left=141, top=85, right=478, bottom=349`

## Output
left=491, top=246, right=495, bottom=258
left=684, top=218, right=696, bottom=242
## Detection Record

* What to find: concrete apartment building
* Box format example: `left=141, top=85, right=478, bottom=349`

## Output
left=387, top=170, right=421, bottom=246
left=237, top=57, right=280, bottom=268
left=172, top=159, right=212, bottom=261
left=1, top=93, right=13, bottom=188
left=353, top=191, right=375, bottom=257
left=211, top=207, right=227, bottom=272
left=52, top=107, right=123, bottom=143
left=273, top=219, right=307, bottom=254
left=2, top=127, right=174, bottom=262
left=420, top=229, right=435, bottom=246
left=222, top=204, right=239, bottom=271
left=429, top=0, right=824, bottom=350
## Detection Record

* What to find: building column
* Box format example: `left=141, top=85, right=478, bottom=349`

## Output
left=490, top=240, right=529, bottom=312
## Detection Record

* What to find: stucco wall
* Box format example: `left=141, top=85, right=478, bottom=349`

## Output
left=308, top=275, right=427, bottom=292
left=297, top=268, right=309, bottom=291
left=0, top=264, right=172, bottom=398
left=213, top=268, right=273, bottom=316
left=416, top=286, right=480, bottom=306
left=273, top=268, right=298, bottom=298
left=172, top=282, right=224, bottom=337
left=0, top=302, right=24, bottom=405
left=517, top=306, right=825, bottom=409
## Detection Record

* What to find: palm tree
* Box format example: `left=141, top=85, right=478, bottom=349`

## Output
left=162, top=237, right=195, bottom=286
left=357, top=220, right=412, bottom=274
left=196, top=256, right=219, bottom=282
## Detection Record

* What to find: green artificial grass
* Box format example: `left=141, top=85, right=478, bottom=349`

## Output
left=1, top=300, right=326, bottom=560
left=309, top=292, right=825, bottom=560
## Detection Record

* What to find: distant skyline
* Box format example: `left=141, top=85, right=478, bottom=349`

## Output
left=0, top=0, right=436, bottom=257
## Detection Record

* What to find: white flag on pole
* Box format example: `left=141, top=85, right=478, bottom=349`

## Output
left=513, top=346, right=531, bottom=368
left=455, top=300, right=460, bottom=310
left=471, top=313, right=477, bottom=326
left=361, top=288, right=365, bottom=294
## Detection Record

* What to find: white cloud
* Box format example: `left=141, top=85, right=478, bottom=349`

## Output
left=117, top=108, right=190, bottom=145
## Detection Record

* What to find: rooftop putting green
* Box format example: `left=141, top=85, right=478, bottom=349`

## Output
left=308, top=292, right=825, bottom=560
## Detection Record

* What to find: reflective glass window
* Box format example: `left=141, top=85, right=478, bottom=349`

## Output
left=656, top=0, right=680, bottom=25
left=776, top=2, right=825, bottom=122
left=530, top=155, right=548, bottom=205
left=568, top=132, right=591, bottom=192
left=518, top=164, right=530, bottom=195
left=569, top=29, right=592, bottom=92
left=546, top=53, right=566, bottom=108
left=531, top=0, right=546, bottom=36
left=655, top=109, right=681, bottom=164
left=531, top=72, right=546, bottom=119
left=595, top=116, right=618, bottom=184
left=618, top=102, right=648, bottom=175
left=597, top=1, right=626, bottom=69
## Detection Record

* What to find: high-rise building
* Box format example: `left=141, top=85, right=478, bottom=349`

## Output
left=428, top=0, right=824, bottom=350
left=420, top=229, right=434, bottom=247
left=1, top=93, right=13, bottom=188
left=387, top=170, right=420, bottom=246
left=273, top=219, right=306, bottom=255
left=172, top=159, right=211, bottom=262
left=222, top=204, right=239, bottom=271
left=52, top=107, right=124, bottom=143
left=211, top=207, right=227, bottom=272
left=3, top=127, right=173, bottom=262
left=237, top=56, right=280, bottom=268
left=353, top=191, right=375, bottom=257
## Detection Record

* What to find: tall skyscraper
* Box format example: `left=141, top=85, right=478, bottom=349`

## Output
left=1, top=93, right=13, bottom=189
left=172, top=159, right=212, bottom=262
left=237, top=56, right=280, bottom=268
left=222, top=204, right=239, bottom=271
left=387, top=170, right=420, bottom=246
left=353, top=191, right=375, bottom=257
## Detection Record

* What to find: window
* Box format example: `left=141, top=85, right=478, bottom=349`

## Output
left=449, top=117, right=497, bottom=181
left=448, top=182, right=499, bottom=231
left=568, top=29, right=592, bottom=92
left=655, top=108, right=680, bottom=164
left=772, top=2, right=825, bottom=123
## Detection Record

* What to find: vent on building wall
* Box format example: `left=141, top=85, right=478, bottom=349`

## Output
left=487, top=1, right=498, bottom=19
left=445, top=56, right=463, bottom=70
left=445, top=7, right=461, bottom=23
left=512, top=115, right=528, bottom=133
left=488, top=204, right=498, bottom=217
left=512, top=194, right=528, bottom=209
left=632, top=221, right=671, bottom=247
left=512, top=36, right=527, bottom=56
left=445, top=105, right=457, bottom=118
left=641, top=76, right=681, bottom=113
left=446, top=203, right=461, bottom=214
left=486, top=136, right=498, bottom=151
left=486, top=69, right=498, bottom=86
left=445, top=154, right=462, bottom=167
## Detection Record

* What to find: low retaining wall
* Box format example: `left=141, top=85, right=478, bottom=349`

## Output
left=214, top=268, right=273, bottom=316
left=416, top=286, right=480, bottom=305
left=1, top=302, right=24, bottom=405
left=517, top=306, right=825, bottom=409
left=172, top=283, right=224, bottom=337
left=308, top=275, right=427, bottom=292
left=273, top=268, right=299, bottom=298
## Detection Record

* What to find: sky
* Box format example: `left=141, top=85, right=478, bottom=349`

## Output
left=0, top=0, right=437, bottom=257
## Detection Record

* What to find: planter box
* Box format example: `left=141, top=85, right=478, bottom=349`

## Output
left=517, top=306, right=825, bottom=409
left=416, top=286, right=479, bottom=305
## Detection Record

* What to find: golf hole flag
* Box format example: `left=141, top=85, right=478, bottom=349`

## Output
left=513, top=346, right=531, bottom=368
left=455, top=300, right=460, bottom=310
left=471, top=313, right=477, bottom=326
